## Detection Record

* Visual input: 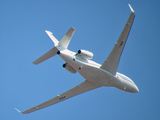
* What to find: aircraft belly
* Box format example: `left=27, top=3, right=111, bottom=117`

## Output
left=59, top=52, right=116, bottom=87
left=78, top=64, right=113, bottom=86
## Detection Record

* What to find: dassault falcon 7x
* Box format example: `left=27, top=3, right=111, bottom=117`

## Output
left=16, top=4, right=138, bottom=114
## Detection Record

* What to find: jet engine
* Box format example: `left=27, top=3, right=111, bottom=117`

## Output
left=62, top=63, right=77, bottom=73
left=77, top=50, right=93, bottom=59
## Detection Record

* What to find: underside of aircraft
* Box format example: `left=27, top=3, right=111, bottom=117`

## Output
left=15, top=4, right=138, bottom=114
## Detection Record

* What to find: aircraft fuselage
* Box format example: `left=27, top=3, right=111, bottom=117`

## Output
left=59, top=49, right=139, bottom=93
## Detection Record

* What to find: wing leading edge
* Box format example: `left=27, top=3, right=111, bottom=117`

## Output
left=21, top=80, right=101, bottom=114
left=101, top=4, right=135, bottom=75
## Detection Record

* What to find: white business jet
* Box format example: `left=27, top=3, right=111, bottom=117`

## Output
left=16, top=4, right=138, bottom=114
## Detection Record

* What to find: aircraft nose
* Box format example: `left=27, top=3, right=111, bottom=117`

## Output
left=132, top=85, right=139, bottom=93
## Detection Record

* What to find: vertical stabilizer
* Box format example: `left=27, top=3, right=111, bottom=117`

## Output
left=59, top=27, right=75, bottom=49
left=33, top=27, right=75, bottom=65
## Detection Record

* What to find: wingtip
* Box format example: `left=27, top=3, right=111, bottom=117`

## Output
left=15, top=108, right=22, bottom=113
left=71, top=27, right=76, bottom=30
left=45, top=30, right=49, bottom=33
left=45, top=30, right=52, bottom=34
left=32, top=61, right=38, bottom=65
left=128, top=4, right=135, bottom=13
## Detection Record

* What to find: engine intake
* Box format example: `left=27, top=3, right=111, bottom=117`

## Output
left=62, top=63, right=77, bottom=73
left=77, top=50, right=93, bottom=59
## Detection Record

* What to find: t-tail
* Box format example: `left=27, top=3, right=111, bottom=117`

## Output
left=33, top=27, right=75, bottom=65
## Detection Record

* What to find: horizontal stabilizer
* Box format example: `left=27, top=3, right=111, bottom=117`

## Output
left=33, top=47, right=58, bottom=65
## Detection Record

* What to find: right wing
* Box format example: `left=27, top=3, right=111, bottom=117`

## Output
left=21, top=80, right=101, bottom=114
left=100, top=4, right=135, bottom=75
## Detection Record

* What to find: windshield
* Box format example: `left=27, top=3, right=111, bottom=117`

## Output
left=116, top=72, right=135, bottom=84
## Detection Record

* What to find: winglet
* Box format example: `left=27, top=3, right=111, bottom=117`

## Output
left=15, top=108, right=22, bottom=114
left=128, top=4, right=135, bottom=13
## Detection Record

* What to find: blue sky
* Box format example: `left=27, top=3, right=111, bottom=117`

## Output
left=0, top=0, right=160, bottom=120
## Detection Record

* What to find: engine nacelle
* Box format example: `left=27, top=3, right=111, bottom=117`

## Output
left=62, top=63, right=77, bottom=73
left=77, top=50, right=93, bottom=59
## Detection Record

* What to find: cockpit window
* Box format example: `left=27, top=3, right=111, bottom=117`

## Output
left=116, top=72, right=135, bottom=84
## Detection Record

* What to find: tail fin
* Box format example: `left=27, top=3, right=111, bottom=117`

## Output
left=59, top=27, right=75, bottom=49
left=33, top=27, right=75, bottom=65
left=45, top=27, right=75, bottom=49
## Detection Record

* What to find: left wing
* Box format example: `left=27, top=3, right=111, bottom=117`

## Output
left=21, top=80, right=101, bottom=114
left=100, top=4, right=135, bottom=75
